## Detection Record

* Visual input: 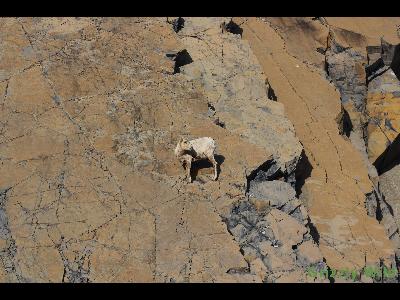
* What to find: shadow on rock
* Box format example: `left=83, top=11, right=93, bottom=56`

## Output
left=191, top=154, right=225, bottom=182
left=295, top=150, right=313, bottom=197
left=374, top=133, right=400, bottom=175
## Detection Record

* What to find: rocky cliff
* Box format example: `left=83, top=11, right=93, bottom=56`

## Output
left=0, top=17, right=399, bottom=283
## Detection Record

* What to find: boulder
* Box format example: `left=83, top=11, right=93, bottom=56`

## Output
left=248, top=180, right=296, bottom=208
left=266, top=209, right=308, bottom=247
left=296, top=240, right=324, bottom=267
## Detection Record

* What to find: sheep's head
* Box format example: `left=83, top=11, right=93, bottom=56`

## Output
left=174, top=137, right=193, bottom=157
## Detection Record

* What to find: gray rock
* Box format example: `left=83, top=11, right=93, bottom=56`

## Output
left=0, top=188, right=11, bottom=239
left=248, top=180, right=296, bottom=209
left=244, top=231, right=262, bottom=246
left=326, top=47, right=367, bottom=113
left=286, top=205, right=305, bottom=223
left=259, top=227, right=275, bottom=241
left=295, top=240, right=324, bottom=268
left=380, top=165, right=400, bottom=247
left=0, top=210, right=10, bottom=239
left=241, top=210, right=259, bottom=227
left=365, top=191, right=379, bottom=218
left=177, top=17, right=303, bottom=176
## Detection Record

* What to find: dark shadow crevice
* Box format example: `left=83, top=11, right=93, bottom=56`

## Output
left=267, top=84, right=277, bottom=101
left=374, top=133, right=400, bottom=175
left=307, top=216, right=320, bottom=245
left=391, top=44, right=400, bottom=81
left=222, top=20, right=243, bottom=37
left=169, top=17, right=184, bottom=33
left=294, top=150, right=313, bottom=197
left=245, top=159, right=284, bottom=194
left=191, top=154, right=225, bottom=182
left=335, top=106, right=353, bottom=137
left=166, top=49, right=193, bottom=74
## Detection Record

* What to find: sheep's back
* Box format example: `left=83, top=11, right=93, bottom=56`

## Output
left=189, top=137, right=216, bottom=156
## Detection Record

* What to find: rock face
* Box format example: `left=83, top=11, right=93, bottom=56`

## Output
left=237, top=17, right=398, bottom=277
left=380, top=165, right=400, bottom=251
left=365, top=40, right=400, bottom=170
left=0, top=17, right=307, bottom=283
left=225, top=176, right=320, bottom=282
left=1, top=17, right=400, bottom=283
left=248, top=180, right=308, bottom=224
left=176, top=17, right=303, bottom=178
left=224, top=201, right=325, bottom=283
left=325, top=38, right=367, bottom=131
left=171, top=18, right=325, bottom=282
left=359, top=39, right=400, bottom=268
left=0, top=17, right=252, bottom=282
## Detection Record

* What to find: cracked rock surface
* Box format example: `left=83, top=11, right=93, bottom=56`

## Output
left=176, top=17, right=303, bottom=176
left=237, top=17, right=398, bottom=277
left=1, top=17, right=400, bottom=282
left=0, top=17, right=304, bottom=283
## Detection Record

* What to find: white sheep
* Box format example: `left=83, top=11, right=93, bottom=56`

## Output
left=174, top=137, right=218, bottom=183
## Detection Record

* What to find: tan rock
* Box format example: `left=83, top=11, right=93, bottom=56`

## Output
left=177, top=17, right=303, bottom=174
left=250, top=258, right=268, bottom=281
left=325, top=17, right=400, bottom=46
left=1, top=17, right=269, bottom=282
left=264, top=250, right=296, bottom=273
left=266, top=208, right=308, bottom=247
left=238, top=17, right=396, bottom=271
left=1, top=16, right=398, bottom=283
left=360, top=274, right=374, bottom=283
left=366, top=90, right=400, bottom=164
left=0, top=239, right=6, bottom=249
left=275, top=270, right=306, bottom=283
left=296, top=240, right=324, bottom=267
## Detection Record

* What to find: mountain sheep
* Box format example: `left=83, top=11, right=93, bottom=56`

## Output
left=174, top=137, right=218, bottom=183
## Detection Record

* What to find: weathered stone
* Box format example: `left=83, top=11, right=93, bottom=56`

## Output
left=229, top=224, right=247, bottom=243
left=326, top=46, right=367, bottom=115
left=258, top=241, right=275, bottom=256
left=1, top=17, right=283, bottom=283
left=248, top=180, right=296, bottom=208
left=366, top=71, right=400, bottom=165
left=296, top=240, right=324, bottom=267
left=176, top=17, right=303, bottom=177
left=266, top=209, right=308, bottom=247
left=379, top=164, right=400, bottom=255
left=249, top=258, right=268, bottom=281
left=238, top=17, right=397, bottom=273
left=263, top=250, right=296, bottom=273
left=2, top=16, right=399, bottom=283
left=274, top=270, right=306, bottom=283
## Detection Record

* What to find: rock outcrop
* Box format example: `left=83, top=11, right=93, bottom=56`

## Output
left=175, top=17, right=303, bottom=178
left=0, top=17, right=259, bottom=282
left=237, top=17, right=398, bottom=279
left=366, top=40, right=400, bottom=171
left=380, top=165, right=400, bottom=254
left=0, top=17, right=308, bottom=283
left=170, top=17, right=322, bottom=282
left=364, top=39, right=400, bottom=274
left=1, top=17, right=400, bottom=283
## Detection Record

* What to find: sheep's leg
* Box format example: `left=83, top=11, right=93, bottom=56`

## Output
left=208, top=155, right=218, bottom=181
left=186, top=157, right=193, bottom=183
